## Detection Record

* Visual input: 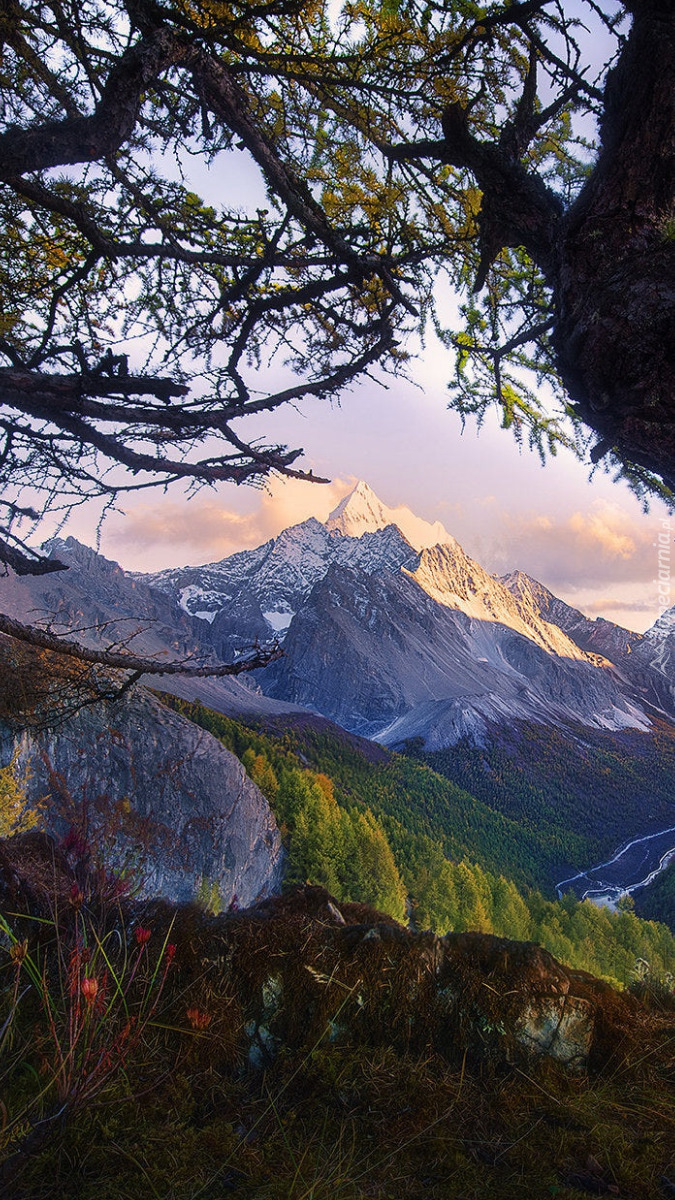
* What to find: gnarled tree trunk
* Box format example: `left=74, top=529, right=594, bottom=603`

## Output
left=554, top=0, right=675, bottom=487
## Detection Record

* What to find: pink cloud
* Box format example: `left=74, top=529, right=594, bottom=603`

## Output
left=481, top=501, right=660, bottom=588
left=105, top=477, right=354, bottom=569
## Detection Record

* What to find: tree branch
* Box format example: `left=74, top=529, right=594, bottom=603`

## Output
left=0, top=367, right=188, bottom=408
left=0, top=613, right=284, bottom=677
left=0, top=28, right=188, bottom=178
left=440, top=102, right=564, bottom=287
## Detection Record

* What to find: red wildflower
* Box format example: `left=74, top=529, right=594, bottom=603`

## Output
left=166, top=943, right=176, bottom=963
left=81, top=976, right=99, bottom=1004
left=135, top=926, right=151, bottom=946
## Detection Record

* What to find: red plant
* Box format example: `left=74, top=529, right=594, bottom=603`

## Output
left=186, top=1007, right=213, bottom=1032
left=80, top=977, right=99, bottom=1004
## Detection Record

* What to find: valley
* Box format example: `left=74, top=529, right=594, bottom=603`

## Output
left=556, top=825, right=675, bottom=907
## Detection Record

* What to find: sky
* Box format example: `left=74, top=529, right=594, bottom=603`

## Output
left=74, top=332, right=672, bottom=635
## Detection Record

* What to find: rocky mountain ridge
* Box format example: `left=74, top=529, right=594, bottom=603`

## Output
left=144, top=514, right=417, bottom=639
left=2, top=482, right=672, bottom=750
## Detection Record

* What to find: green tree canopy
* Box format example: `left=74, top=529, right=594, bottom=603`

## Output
left=0, top=0, right=672, bottom=581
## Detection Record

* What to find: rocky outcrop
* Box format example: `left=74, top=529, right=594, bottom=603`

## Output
left=217, top=890, right=638, bottom=1075
left=0, top=853, right=645, bottom=1076
left=0, top=686, right=283, bottom=907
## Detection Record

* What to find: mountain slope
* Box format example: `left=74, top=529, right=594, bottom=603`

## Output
left=502, top=572, right=675, bottom=720
left=134, top=481, right=663, bottom=748
left=500, top=570, right=639, bottom=661
left=260, top=562, right=650, bottom=746
left=0, top=537, right=305, bottom=721
left=630, top=604, right=675, bottom=710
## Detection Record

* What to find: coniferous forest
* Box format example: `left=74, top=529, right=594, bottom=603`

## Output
left=165, top=697, right=675, bottom=990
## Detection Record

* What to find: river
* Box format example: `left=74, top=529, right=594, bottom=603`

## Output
left=556, top=824, right=675, bottom=910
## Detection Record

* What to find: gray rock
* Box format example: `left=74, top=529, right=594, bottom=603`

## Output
left=515, top=996, right=594, bottom=1070
left=1, top=687, right=284, bottom=907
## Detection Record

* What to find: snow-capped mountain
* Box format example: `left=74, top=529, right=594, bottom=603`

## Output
left=143, top=508, right=417, bottom=648
left=643, top=604, right=675, bottom=644
left=3, top=482, right=669, bottom=750
left=500, top=571, right=675, bottom=721
left=408, top=546, right=592, bottom=663
left=135, top=480, right=665, bottom=746
left=258, top=563, right=650, bottom=747
left=629, top=604, right=675, bottom=711
left=0, top=536, right=305, bottom=721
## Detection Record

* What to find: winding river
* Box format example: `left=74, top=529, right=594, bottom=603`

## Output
left=556, top=824, right=675, bottom=909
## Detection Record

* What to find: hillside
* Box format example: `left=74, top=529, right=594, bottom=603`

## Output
left=404, top=718, right=675, bottom=893
left=161, top=696, right=675, bottom=986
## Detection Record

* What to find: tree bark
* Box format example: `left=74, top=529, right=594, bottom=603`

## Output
left=553, top=0, right=675, bottom=487
left=439, top=1, right=675, bottom=488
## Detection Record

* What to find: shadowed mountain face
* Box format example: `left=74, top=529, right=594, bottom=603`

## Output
left=258, top=564, right=650, bottom=748
left=628, top=606, right=675, bottom=712
left=0, top=537, right=305, bottom=721
left=0, top=482, right=670, bottom=750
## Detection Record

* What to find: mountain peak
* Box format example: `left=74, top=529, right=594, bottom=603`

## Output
left=645, top=604, right=675, bottom=641
left=325, top=481, right=388, bottom=538
left=325, top=481, right=455, bottom=552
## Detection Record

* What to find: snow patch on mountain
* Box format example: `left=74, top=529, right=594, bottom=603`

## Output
left=263, top=610, right=295, bottom=633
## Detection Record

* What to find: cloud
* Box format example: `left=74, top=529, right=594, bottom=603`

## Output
left=582, top=597, right=657, bottom=616
left=106, top=477, right=353, bottom=569
left=483, top=501, right=668, bottom=590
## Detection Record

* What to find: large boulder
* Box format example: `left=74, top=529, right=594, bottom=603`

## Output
left=0, top=685, right=283, bottom=908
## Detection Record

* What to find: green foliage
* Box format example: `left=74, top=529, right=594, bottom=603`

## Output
left=0, top=749, right=38, bottom=838
left=634, top=858, right=675, bottom=931
left=2, top=0, right=671, bottom=566
left=161, top=697, right=675, bottom=987
left=196, top=875, right=224, bottom=915
left=413, top=719, right=675, bottom=882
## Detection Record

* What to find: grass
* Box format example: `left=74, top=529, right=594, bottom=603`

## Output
left=4, top=1039, right=674, bottom=1199
left=2, top=866, right=674, bottom=1200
